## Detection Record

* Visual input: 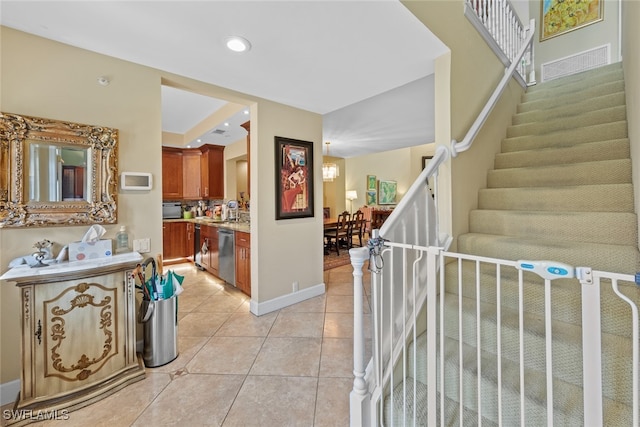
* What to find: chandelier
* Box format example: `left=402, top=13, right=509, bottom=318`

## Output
left=322, top=141, right=339, bottom=182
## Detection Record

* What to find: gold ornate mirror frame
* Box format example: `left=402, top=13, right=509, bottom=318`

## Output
left=0, top=112, right=118, bottom=228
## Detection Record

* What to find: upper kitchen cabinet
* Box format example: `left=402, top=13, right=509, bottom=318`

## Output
left=162, top=147, right=183, bottom=199
left=182, top=148, right=202, bottom=199
left=200, top=144, right=224, bottom=199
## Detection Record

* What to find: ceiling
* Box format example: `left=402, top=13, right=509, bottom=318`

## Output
left=1, top=1, right=448, bottom=158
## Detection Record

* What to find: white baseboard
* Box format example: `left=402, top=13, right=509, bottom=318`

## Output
left=1, top=379, right=20, bottom=406
left=250, top=282, right=326, bottom=316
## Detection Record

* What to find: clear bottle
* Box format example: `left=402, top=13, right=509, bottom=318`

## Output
left=115, top=225, right=129, bottom=253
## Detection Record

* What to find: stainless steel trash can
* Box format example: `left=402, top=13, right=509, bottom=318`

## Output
left=140, top=296, right=178, bottom=367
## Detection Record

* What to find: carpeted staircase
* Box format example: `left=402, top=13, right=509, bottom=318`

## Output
left=384, top=63, right=640, bottom=425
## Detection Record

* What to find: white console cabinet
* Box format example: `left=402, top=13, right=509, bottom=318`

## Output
left=0, top=253, right=146, bottom=424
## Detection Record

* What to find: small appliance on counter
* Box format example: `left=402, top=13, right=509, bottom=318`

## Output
left=162, top=202, right=182, bottom=219
left=226, top=200, right=239, bottom=221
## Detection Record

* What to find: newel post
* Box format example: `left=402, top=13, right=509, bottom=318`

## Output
left=349, top=246, right=370, bottom=426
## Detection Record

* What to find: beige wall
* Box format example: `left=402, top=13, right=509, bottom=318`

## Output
left=250, top=101, right=323, bottom=303
left=622, top=0, right=640, bottom=246
left=321, top=156, right=346, bottom=217
left=0, top=27, right=323, bottom=385
left=530, top=0, right=621, bottom=78
left=343, top=144, right=436, bottom=212
left=404, top=0, right=524, bottom=247
left=223, top=136, right=248, bottom=201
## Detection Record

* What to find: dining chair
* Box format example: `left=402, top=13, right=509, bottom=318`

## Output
left=351, top=210, right=365, bottom=247
left=324, top=211, right=351, bottom=255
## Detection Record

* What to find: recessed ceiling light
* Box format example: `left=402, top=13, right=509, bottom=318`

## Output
left=197, top=139, right=202, bottom=143
left=243, top=110, right=249, bottom=115
left=224, top=122, right=229, bottom=126
left=225, top=36, right=251, bottom=53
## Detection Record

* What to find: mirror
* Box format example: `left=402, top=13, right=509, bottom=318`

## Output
left=0, top=112, right=118, bottom=228
left=27, top=142, right=91, bottom=202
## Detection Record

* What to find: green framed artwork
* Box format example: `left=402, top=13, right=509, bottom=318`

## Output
left=367, top=175, right=377, bottom=190
left=366, top=190, right=377, bottom=205
left=378, top=180, right=397, bottom=205
left=541, top=0, right=603, bottom=41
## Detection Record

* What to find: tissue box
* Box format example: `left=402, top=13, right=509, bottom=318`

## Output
left=68, top=239, right=113, bottom=261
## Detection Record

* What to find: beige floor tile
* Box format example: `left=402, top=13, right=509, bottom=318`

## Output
left=193, top=294, right=246, bottom=313
left=268, top=312, right=325, bottom=337
left=313, top=377, right=352, bottom=427
left=323, top=312, right=353, bottom=338
left=326, top=294, right=354, bottom=313
left=34, top=372, right=171, bottom=427
left=223, top=376, right=317, bottom=427
left=146, top=335, right=209, bottom=373
left=279, top=294, right=326, bottom=313
left=131, top=373, right=244, bottom=426
left=214, top=311, right=277, bottom=337
left=319, top=338, right=353, bottom=378
left=327, top=281, right=355, bottom=297
left=174, top=293, right=207, bottom=312
left=250, top=337, right=321, bottom=377
left=179, top=311, right=232, bottom=337
left=187, top=336, right=264, bottom=375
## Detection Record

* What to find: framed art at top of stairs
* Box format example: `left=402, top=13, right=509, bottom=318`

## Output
left=541, top=0, right=603, bottom=41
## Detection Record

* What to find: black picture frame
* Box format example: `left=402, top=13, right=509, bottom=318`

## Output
left=275, top=136, right=314, bottom=220
left=422, top=155, right=433, bottom=170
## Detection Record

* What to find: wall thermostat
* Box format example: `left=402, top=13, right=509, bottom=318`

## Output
left=120, top=172, right=152, bottom=190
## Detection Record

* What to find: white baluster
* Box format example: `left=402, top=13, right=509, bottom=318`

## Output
left=349, top=246, right=371, bottom=427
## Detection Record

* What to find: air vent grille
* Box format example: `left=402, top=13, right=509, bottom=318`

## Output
left=211, top=129, right=226, bottom=135
left=541, top=44, right=610, bottom=82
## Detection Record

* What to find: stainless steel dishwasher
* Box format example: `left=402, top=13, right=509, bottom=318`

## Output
left=218, top=228, right=235, bottom=286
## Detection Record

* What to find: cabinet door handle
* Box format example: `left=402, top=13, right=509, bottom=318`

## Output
left=35, top=319, right=42, bottom=345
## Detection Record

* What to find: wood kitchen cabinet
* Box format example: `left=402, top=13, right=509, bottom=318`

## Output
left=3, top=256, right=145, bottom=417
left=163, top=221, right=193, bottom=261
left=235, top=231, right=251, bottom=296
left=200, top=144, right=224, bottom=199
left=200, top=224, right=219, bottom=276
left=162, top=147, right=183, bottom=199
left=182, top=149, right=202, bottom=199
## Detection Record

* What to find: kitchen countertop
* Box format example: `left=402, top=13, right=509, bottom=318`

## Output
left=164, top=217, right=251, bottom=233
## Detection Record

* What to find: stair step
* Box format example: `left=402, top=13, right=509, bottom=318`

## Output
left=487, top=158, right=632, bottom=188
left=523, top=66, right=623, bottom=99
left=494, top=139, right=630, bottom=169
left=501, top=120, right=628, bottom=153
left=443, top=260, right=639, bottom=339
left=469, top=210, right=638, bottom=245
left=384, top=377, right=500, bottom=427
left=512, top=91, right=626, bottom=125
left=437, top=293, right=635, bottom=405
left=477, top=183, right=635, bottom=213
left=507, top=105, right=626, bottom=138
left=519, top=79, right=625, bottom=113
left=437, top=335, right=634, bottom=426
left=457, top=233, right=640, bottom=274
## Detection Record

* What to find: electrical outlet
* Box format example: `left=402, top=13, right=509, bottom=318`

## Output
left=133, top=238, right=151, bottom=253
left=292, top=281, right=299, bottom=292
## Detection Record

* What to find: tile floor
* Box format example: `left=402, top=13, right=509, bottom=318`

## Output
left=6, top=262, right=371, bottom=426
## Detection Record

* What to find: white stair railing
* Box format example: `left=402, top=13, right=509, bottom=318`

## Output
left=464, top=0, right=536, bottom=86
